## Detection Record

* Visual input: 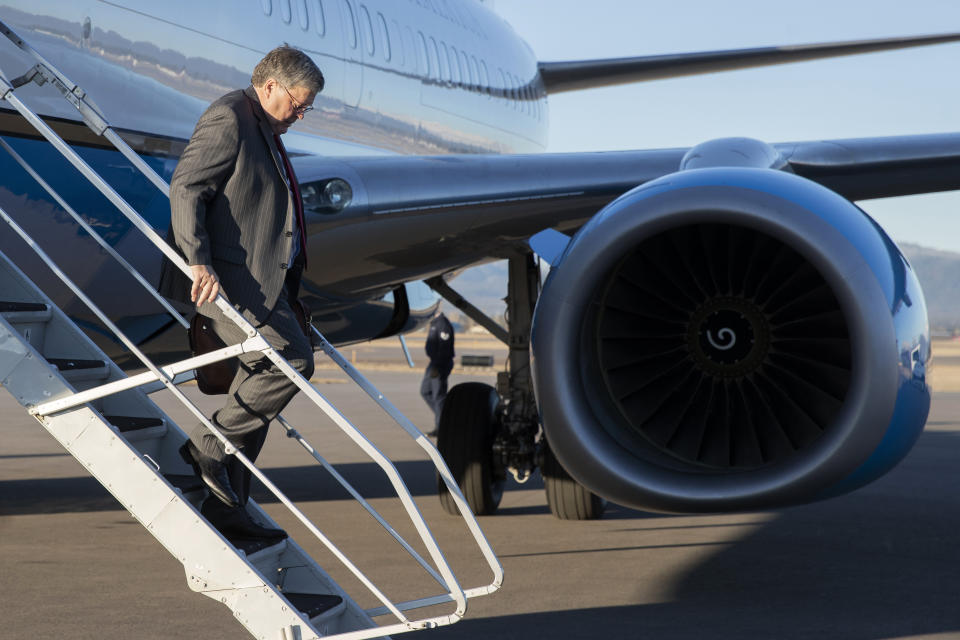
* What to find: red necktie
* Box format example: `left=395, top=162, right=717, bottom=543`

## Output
left=273, top=133, right=307, bottom=269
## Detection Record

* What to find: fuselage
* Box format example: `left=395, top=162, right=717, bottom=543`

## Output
left=0, top=0, right=548, bottom=156
left=0, top=0, right=549, bottom=348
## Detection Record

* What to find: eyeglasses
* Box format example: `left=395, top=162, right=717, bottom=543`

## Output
left=279, top=82, right=314, bottom=115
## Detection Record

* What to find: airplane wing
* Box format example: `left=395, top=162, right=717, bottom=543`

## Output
left=294, top=129, right=955, bottom=515
left=538, top=33, right=960, bottom=93
left=296, top=132, right=960, bottom=295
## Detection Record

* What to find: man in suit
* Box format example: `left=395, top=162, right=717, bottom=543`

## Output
left=161, top=45, right=324, bottom=539
left=420, top=311, right=455, bottom=436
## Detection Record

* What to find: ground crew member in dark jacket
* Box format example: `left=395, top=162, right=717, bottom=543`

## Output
left=420, top=311, right=454, bottom=435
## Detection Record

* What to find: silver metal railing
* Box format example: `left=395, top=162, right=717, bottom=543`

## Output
left=0, top=19, right=501, bottom=639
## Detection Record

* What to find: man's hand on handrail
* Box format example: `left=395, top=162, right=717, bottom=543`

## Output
left=190, top=264, right=221, bottom=306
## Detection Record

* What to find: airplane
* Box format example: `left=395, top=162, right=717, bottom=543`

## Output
left=0, top=0, right=958, bottom=526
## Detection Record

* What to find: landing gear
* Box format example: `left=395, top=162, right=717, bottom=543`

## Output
left=436, top=382, right=504, bottom=516
left=428, top=251, right=605, bottom=520
left=542, top=440, right=606, bottom=520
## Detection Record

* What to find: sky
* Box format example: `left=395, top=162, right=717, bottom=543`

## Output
left=492, top=0, right=960, bottom=253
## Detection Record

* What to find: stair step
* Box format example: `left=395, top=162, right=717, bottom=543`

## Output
left=164, top=473, right=206, bottom=495
left=1, top=301, right=51, bottom=349
left=234, top=536, right=286, bottom=556
left=105, top=415, right=165, bottom=432
left=47, top=357, right=110, bottom=382
left=285, top=592, right=345, bottom=621
left=246, top=537, right=289, bottom=575
left=104, top=415, right=167, bottom=443
left=0, top=300, right=47, bottom=312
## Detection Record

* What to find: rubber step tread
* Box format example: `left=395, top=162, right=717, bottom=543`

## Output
left=164, top=473, right=206, bottom=494
left=233, top=537, right=284, bottom=555
left=104, top=415, right=164, bottom=432
left=285, top=592, right=345, bottom=619
left=246, top=537, right=288, bottom=567
left=46, top=358, right=107, bottom=371
left=0, top=301, right=47, bottom=312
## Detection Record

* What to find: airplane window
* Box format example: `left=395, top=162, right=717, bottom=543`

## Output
left=468, top=55, right=479, bottom=88
left=480, top=60, right=490, bottom=96
left=261, top=0, right=272, bottom=16
left=314, top=0, right=325, bottom=36
left=447, top=45, right=460, bottom=85
left=395, top=21, right=407, bottom=68
left=360, top=5, right=375, bottom=56
left=343, top=0, right=357, bottom=49
left=498, top=68, right=506, bottom=101
left=297, top=0, right=309, bottom=30
left=417, top=31, right=430, bottom=77
left=430, top=37, right=444, bottom=82
left=280, top=0, right=291, bottom=24
left=439, top=41, right=451, bottom=83
left=378, top=13, right=391, bottom=62
left=459, top=50, right=471, bottom=87
left=426, top=36, right=438, bottom=80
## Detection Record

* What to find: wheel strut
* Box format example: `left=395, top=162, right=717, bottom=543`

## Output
left=428, top=251, right=604, bottom=519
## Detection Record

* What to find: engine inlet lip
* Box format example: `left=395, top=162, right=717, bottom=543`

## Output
left=532, top=169, right=902, bottom=512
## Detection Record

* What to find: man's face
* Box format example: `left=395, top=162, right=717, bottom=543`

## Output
left=261, top=79, right=316, bottom=135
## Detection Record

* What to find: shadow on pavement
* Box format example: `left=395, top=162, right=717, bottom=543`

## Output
left=427, top=430, right=960, bottom=639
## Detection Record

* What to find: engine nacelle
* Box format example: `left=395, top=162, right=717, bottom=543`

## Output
left=531, top=167, right=930, bottom=513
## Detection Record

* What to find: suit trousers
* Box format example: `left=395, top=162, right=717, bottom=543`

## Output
left=420, top=366, right=450, bottom=429
left=190, top=280, right=315, bottom=472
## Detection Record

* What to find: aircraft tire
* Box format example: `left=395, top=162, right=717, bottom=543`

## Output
left=542, top=441, right=606, bottom=520
left=437, top=382, right=504, bottom=516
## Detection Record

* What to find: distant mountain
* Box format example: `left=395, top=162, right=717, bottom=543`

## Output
left=899, top=243, right=960, bottom=331
left=446, top=244, right=960, bottom=331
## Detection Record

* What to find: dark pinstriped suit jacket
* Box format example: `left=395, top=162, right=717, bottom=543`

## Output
left=159, top=86, right=298, bottom=323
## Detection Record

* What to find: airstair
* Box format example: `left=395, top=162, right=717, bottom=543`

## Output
left=0, top=20, right=501, bottom=640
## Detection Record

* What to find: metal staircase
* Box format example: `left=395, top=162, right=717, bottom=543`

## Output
left=0, top=18, right=501, bottom=640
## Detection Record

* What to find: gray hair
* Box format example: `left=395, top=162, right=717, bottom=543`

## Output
left=251, top=44, right=325, bottom=93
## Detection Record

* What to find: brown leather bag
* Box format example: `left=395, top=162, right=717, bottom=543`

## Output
left=188, top=313, right=237, bottom=395
left=189, top=299, right=313, bottom=395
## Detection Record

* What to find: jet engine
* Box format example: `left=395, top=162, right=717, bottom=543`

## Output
left=531, top=167, right=930, bottom=513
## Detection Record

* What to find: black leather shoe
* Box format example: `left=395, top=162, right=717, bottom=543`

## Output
left=179, top=440, right=241, bottom=508
left=201, top=499, right=288, bottom=542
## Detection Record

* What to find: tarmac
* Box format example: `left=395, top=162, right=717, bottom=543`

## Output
left=2, top=354, right=960, bottom=639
